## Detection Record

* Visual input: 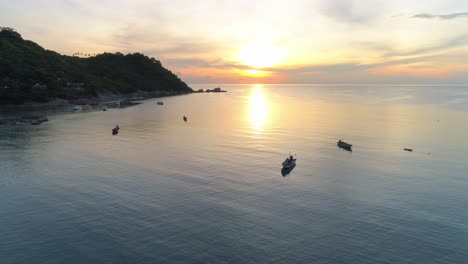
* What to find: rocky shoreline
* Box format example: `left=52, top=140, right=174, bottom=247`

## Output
left=1, top=90, right=192, bottom=108
left=0, top=90, right=192, bottom=126
left=0, top=88, right=226, bottom=126
left=0, top=115, right=48, bottom=125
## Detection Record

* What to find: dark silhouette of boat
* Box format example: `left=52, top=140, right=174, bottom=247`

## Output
left=112, top=125, right=120, bottom=135
left=282, top=155, right=296, bottom=169
left=337, top=140, right=352, bottom=151
left=281, top=163, right=296, bottom=176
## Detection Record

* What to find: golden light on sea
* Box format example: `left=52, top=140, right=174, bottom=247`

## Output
left=248, top=86, right=269, bottom=132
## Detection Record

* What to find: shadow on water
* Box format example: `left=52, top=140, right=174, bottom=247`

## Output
left=281, top=163, right=296, bottom=177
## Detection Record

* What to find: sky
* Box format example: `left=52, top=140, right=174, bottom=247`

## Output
left=1, top=0, right=468, bottom=84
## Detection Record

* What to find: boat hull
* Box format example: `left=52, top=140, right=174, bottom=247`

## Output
left=281, top=163, right=296, bottom=176
left=337, top=141, right=352, bottom=151
left=282, top=158, right=296, bottom=169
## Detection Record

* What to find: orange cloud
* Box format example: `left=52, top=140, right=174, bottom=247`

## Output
left=369, top=64, right=451, bottom=79
left=179, top=67, right=286, bottom=84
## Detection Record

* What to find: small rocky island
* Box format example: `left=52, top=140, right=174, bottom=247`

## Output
left=196, top=87, right=227, bottom=93
left=0, top=27, right=193, bottom=105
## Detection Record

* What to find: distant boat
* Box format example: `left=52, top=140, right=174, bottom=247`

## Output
left=282, top=155, right=296, bottom=169
left=102, top=105, right=108, bottom=111
left=73, top=105, right=82, bottom=112
left=183, top=115, right=187, bottom=122
left=404, top=148, right=413, bottom=152
left=157, top=101, right=164, bottom=105
left=337, top=140, right=352, bottom=151
left=112, top=126, right=120, bottom=135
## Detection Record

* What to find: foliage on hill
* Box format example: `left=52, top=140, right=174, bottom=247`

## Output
left=0, top=27, right=192, bottom=104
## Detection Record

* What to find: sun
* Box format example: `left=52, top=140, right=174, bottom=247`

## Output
left=238, top=42, right=286, bottom=69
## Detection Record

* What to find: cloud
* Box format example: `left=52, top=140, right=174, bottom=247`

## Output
left=167, top=49, right=468, bottom=84
left=109, top=23, right=220, bottom=58
left=266, top=63, right=367, bottom=73
left=262, top=52, right=468, bottom=78
left=384, top=34, right=468, bottom=57
left=353, top=41, right=393, bottom=52
left=320, top=0, right=386, bottom=24
left=60, top=0, right=95, bottom=17
left=411, top=12, right=468, bottom=20
left=162, top=58, right=252, bottom=71
left=161, top=58, right=215, bottom=68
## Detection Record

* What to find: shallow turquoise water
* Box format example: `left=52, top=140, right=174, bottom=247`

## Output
left=1, top=84, right=468, bottom=263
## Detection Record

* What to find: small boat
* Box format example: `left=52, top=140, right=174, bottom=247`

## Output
left=112, top=126, right=120, bottom=135
left=183, top=115, right=187, bottom=122
left=404, top=148, right=413, bottom=152
left=157, top=101, right=164, bottom=105
left=282, top=155, right=296, bottom=169
left=337, top=140, right=352, bottom=151
left=73, top=105, right=82, bottom=112
left=102, top=105, right=108, bottom=111
left=281, top=163, right=296, bottom=176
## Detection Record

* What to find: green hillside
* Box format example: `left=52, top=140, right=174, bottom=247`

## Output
left=0, top=27, right=192, bottom=104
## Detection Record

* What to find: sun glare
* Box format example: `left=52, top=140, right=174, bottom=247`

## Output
left=244, top=69, right=269, bottom=77
left=239, top=42, right=286, bottom=68
left=249, top=86, right=268, bottom=132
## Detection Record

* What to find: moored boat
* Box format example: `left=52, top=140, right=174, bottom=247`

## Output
left=157, top=101, right=164, bottom=105
left=112, top=125, right=120, bottom=135
left=281, top=163, right=296, bottom=176
left=73, top=105, right=82, bottom=112
left=282, top=155, right=296, bottom=169
left=337, top=140, right=352, bottom=151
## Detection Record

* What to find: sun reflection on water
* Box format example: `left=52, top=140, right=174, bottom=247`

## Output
left=249, top=86, right=269, bottom=132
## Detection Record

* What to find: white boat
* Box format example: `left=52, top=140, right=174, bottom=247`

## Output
left=157, top=101, right=164, bottom=105
left=73, top=105, right=82, bottom=112
left=102, top=105, right=108, bottom=111
left=282, top=156, right=296, bottom=169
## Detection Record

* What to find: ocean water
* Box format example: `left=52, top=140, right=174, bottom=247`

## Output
left=1, top=84, right=468, bottom=264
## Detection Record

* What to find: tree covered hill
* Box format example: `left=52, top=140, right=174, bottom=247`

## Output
left=0, top=27, right=192, bottom=104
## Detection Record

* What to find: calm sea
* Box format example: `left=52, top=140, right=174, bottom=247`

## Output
left=1, top=84, right=468, bottom=263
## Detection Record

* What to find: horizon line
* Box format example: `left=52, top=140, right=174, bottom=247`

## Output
left=189, top=83, right=468, bottom=86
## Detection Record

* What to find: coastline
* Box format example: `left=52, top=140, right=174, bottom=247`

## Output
left=0, top=90, right=193, bottom=124
left=0, top=87, right=226, bottom=124
left=0, top=90, right=193, bottom=109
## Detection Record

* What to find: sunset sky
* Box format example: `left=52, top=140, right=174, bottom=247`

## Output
left=1, top=0, right=468, bottom=84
